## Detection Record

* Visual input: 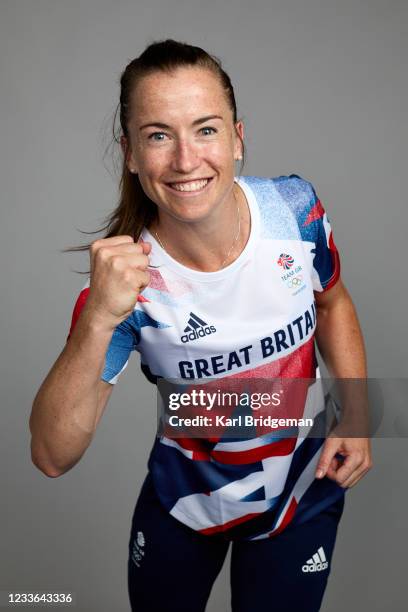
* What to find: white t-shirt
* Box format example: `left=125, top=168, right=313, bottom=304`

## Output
left=67, top=174, right=345, bottom=540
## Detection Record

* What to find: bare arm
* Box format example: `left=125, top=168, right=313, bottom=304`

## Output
left=313, top=278, right=373, bottom=487
left=29, top=236, right=151, bottom=478
left=29, top=305, right=115, bottom=477
left=314, top=278, right=367, bottom=378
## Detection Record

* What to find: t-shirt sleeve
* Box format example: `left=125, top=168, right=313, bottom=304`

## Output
left=66, top=278, right=137, bottom=385
left=289, top=174, right=341, bottom=292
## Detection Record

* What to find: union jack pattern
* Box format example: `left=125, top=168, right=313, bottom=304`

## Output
left=66, top=174, right=344, bottom=539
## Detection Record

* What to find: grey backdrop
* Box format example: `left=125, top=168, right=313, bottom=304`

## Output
left=1, top=0, right=407, bottom=610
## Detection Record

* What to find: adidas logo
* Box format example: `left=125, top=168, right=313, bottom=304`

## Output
left=181, top=312, right=216, bottom=343
left=301, top=546, right=328, bottom=573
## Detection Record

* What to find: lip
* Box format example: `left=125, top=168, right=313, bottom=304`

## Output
left=164, top=176, right=214, bottom=197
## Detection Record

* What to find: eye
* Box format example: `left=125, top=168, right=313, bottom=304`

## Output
left=148, top=132, right=168, bottom=141
left=200, top=126, right=217, bottom=136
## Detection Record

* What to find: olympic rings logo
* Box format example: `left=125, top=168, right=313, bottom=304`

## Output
left=287, top=275, right=303, bottom=289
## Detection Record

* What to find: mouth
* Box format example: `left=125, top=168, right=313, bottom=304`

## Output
left=165, top=176, right=214, bottom=195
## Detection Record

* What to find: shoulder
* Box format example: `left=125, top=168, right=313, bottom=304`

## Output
left=242, top=173, right=319, bottom=240
left=272, top=173, right=317, bottom=212
left=272, top=173, right=322, bottom=242
left=242, top=173, right=315, bottom=206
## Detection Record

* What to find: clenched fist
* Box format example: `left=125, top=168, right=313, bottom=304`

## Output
left=84, top=235, right=152, bottom=331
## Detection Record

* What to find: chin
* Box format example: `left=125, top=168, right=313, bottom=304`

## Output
left=167, top=205, right=215, bottom=224
left=158, top=195, right=221, bottom=222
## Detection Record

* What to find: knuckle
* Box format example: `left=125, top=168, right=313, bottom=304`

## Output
left=97, top=246, right=110, bottom=262
left=122, top=269, right=133, bottom=284
left=111, top=256, right=125, bottom=272
left=354, top=451, right=364, bottom=463
left=90, top=239, right=101, bottom=253
left=140, top=270, right=150, bottom=286
left=140, top=254, right=150, bottom=267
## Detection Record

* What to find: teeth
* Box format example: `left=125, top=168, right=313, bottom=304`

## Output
left=169, top=179, right=209, bottom=192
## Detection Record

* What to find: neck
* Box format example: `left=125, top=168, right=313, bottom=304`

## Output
left=149, top=182, right=250, bottom=272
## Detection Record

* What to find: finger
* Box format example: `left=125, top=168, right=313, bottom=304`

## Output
left=121, top=239, right=152, bottom=256
left=93, top=235, right=135, bottom=249
left=324, top=456, right=344, bottom=481
left=108, top=242, right=146, bottom=255
left=333, top=454, right=363, bottom=487
left=138, top=239, right=152, bottom=254
left=131, top=253, right=151, bottom=271
left=340, top=466, right=371, bottom=489
left=315, top=439, right=339, bottom=478
left=137, top=269, right=151, bottom=291
left=98, top=243, right=151, bottom=264
left=337, top=470, right=363, bottom=489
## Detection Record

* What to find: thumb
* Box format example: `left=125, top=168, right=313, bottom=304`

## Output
left=315, top=438, right=339, bottom=479
left=139, top=239, right=152, bottom=254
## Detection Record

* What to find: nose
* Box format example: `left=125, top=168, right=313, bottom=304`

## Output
left=170, top=137, right=201, bottom=174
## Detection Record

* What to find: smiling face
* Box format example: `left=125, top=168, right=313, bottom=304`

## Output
left=122, top=66, right=244, bottom=226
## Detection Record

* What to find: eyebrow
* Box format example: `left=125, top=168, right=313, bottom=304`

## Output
left=139, top=114, right=224, bottom=131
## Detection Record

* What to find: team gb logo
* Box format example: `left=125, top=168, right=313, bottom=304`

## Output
left=277, top=253, right=294, bottom=270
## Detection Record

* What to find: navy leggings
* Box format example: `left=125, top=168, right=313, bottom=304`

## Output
left=128, top=472, right=345, bottom=612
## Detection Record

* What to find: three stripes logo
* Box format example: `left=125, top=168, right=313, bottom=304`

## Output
left=301, top=546, right=328, bottom=573
left=181, top=312, right=216, bottom=343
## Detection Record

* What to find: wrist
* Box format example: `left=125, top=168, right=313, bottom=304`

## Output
left=80, top=302, right=123, bottom=335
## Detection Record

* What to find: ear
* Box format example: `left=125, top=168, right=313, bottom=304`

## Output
left=120, top=135, right=138, bottom=174
left=234, top=120, right=244, bottom=160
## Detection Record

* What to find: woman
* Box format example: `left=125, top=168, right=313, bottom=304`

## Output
left=30, top=39, right=372, bottom=611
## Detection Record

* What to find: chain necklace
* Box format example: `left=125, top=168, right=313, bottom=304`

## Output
left=153, top=187, right=241, bottom=270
